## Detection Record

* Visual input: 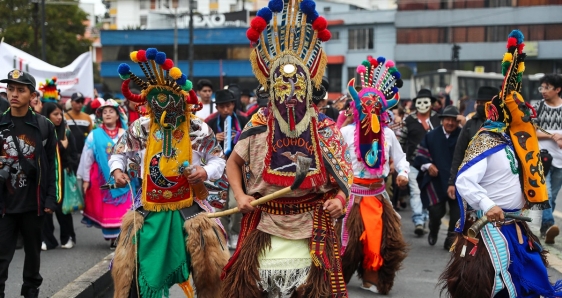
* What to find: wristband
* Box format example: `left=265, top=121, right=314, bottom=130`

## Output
left=334, top=194, right=347, bottom=206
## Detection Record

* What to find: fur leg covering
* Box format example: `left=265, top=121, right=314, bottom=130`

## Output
left=438, top=215, right=495, bottom=298
left=220, top=230, right=271, bottom=298
left=375, top=198, right=408, bottom=295
left=340, top=203, right=364, bottom=284
left=184, top=213, right=231, bottom=298
left=112, top=210, right=145, bottom=298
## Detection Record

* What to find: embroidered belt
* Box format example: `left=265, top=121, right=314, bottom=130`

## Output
left=257, top=193, right=322, bottom=215
left=135, top=203, right=204, bottom=221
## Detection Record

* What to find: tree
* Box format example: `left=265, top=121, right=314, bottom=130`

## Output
left=0, top=0, right=92, bottom=67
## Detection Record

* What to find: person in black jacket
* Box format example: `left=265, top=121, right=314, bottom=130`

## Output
left=414, top=106, right=461, bottom=250
left=0, top=88, right=8, bottom=114
left=41, top=103, right=78, bottom=250
left=400, top=89, right=441, bottom=236
left=0, top=70, right=60, bottom=298
left=447, top=86, right=499, bottom=199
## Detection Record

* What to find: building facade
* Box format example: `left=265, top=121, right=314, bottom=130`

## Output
left=395, top=0, right=562, bottom=76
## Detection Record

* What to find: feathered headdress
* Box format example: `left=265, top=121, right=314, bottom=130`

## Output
left=485, top=30, right=549, bottom=209
left=248, top=0, right=331, bottom=89
left=347, top=56, right=402, bottom=175
left=39, top=77, right=59, bottom=103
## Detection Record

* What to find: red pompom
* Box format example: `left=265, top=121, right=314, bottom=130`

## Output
left=137, top=50, right=147, bottom=62
left=162, top=59, right=174, bottom=70
left=312, top=16, right=327, bottom=31
left=517, top=43, right=525, bottom=54
left=250, top=17, right=267, bottom=33
left=187, top=89, right=199, bottom=105
left=506, top=37, right=518, bottom=49
left=318, top=29, right=332, bottom=42
left=246, top=28, right=261, bottom=42
left=368, top=57, right=377, bottom=66
left=90, top=98, right=102, bottom=109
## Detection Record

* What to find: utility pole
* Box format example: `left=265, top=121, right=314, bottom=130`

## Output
left=173, top=0, right=178, bottom=62
left=188, top=0, right=194, bottom=81
left=41, top=0, right=47, bottom=61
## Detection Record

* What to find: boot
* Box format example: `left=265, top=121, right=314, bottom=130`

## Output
left=22, top=287, right=39, bottom=298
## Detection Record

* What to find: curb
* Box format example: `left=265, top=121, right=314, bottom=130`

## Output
left=52, top=253, right=114, bottom=298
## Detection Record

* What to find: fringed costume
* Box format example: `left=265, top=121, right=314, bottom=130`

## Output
left=439, top=30, right=562, bottom=298
left=221, top=1, right=354, bottom=297
left=339, top=56, right=408, bottom=295
left=109, top=49, right=230, bottom=298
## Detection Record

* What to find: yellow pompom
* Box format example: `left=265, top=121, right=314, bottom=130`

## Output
left=517, top=62, right=525, bottom=73
left=169, top=67, right=182, bottom=80
left=130, top=51, right=139, bottom=63
left=502, top=52, right=513, bottom=63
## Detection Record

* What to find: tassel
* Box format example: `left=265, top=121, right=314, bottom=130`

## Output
left=515, top=223, right=524, bottom=244
left=179, top=280, right=194, bottom=298
left=460, top=244, right=467, bottom=257
left=371, top=114, right=380, bottom=133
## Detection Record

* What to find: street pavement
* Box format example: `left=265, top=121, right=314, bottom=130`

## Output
left=6, top=197, right=562, bottom=298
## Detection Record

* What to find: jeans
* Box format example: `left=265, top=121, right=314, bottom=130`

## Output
left=541, top=165, right=562, bottom=232
left=408, top=166, right=428, bottom=225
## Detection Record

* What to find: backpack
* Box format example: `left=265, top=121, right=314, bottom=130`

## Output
left=535, top=100, right=553, bottom=176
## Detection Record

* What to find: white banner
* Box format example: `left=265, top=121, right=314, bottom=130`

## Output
left=0, top=42, right=94, bottom=99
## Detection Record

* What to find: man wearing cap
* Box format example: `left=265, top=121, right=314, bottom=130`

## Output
left=448, top=86, right=499, bottom=201
left=414, top=105, right=462, bottom=250
left=400, top=88, right=441, bottom=236
left=64, top=92, right=93, bottom=169
left=0, top=69, right=61, bottom=298
left=205, top=89, right=248, bottom=157
left=0, top=87, right=8, bottom=114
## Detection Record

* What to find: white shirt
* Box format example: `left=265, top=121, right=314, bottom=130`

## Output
left=340, top=125, right=409, bottom=179
left=195, top=103, right=213, bottom=120
left=456, top=146, right=525, bottom=212
left=535, top=101, right=562, bottom=168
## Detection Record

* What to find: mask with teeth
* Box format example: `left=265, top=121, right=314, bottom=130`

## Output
left=415, top=97, right=432, bottom=114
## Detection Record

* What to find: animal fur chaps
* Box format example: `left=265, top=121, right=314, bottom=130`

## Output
left=112, top=210, right=145, bottom=298
left=184, top=213, right=231, bottom=298
left=340, top=197, right=408, bottom=295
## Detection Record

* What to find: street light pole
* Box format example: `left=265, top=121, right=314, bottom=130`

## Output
left=41, top=0, right=47, bottom=61
left=188, top=0, right=194, bottom=81
left=173, top=6, right=178, bottom=62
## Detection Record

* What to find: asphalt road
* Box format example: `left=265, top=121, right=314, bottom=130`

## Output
left=6, top=199, right=562, bottom=298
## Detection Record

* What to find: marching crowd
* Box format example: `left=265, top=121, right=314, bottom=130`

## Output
left=0, top=5, right=562, bottom=297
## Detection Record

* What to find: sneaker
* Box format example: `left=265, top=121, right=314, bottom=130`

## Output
left=61, top=239, right=75, bottom=249
left=228, top=234, right=239, bottom=250
left=415, top=224, right=424, bottom=236
left=109, top=239, right=117, bottom=250
left=545, top=225, right=560, bottom=245
left=360, top=284, right=379, bottom=293
left=41, top=242, right=47, bottom=251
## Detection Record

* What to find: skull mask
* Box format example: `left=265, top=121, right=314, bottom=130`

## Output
left=415, top=97, right=432, bottom=114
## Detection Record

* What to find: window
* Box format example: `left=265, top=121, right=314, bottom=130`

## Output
left=327, top=65, right=342, bottom=93
left=140, top=15, right=147, bottom=27
left=348, top=28, right=374, bottom=50
left=347, top=67, right=357, bottom=84
left=139, top=0, right=148, bottom=9
left=331, top=31, right=340, bottom=40
left=324, top=6, right=331, bottom=12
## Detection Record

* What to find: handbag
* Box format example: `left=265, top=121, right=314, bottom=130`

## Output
left=62, top=169, right=84, bottom=214
left=540, top=149, right=553, bottom=176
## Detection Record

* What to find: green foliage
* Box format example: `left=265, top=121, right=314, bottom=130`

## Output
left=0, top=0, right=92, bottom=67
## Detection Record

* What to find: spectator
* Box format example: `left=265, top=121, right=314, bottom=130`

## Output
left=77, top=99, right=132, bottom=249
left=65, top=92, right=93, bottom=168
left=449, top=86, right=499, bottom=198
left=0, top=70, right=60, bottom=298
left=0, top=87, right=8, bottom=113
left=240, top=89, right=255, bottom=112
left=246, top=84, right=268, bottom=118
left=195, top=79, right=214, bottom=119
left=205, top=90, right=248, bottom=156
left=534, top=74, right=562, bottom=244
left=40, top=102, right=78, bottom=250
left=414, top=106, right=461, bottom=250
left=312, top=78, right=338, bottom=121
left=400, top=89, right=441, bottom=236
left=30, top=91, right=42, bottom=114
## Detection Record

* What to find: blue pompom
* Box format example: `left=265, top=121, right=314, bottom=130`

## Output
left=300, top=0, right=316, bottom=15
left=176, top=74, right=187, bottom=86
left=155, top=52, right=166, bottom=64
left=268, top=0, right=284, bottom=12
left=257, top=7, right=273, bottom=23
left=391, top=86, right=399, bottom=94
left=306, top=11, right=319, bottom=23
left=377, top=57, right=386, bottom=64
left=146, top=48, right=158, bottom=60
left=117, top=63, right=131, bottom=75
left=393, top=72, right=401, bottom=80
left=508, top=30, right=524, bottom=44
